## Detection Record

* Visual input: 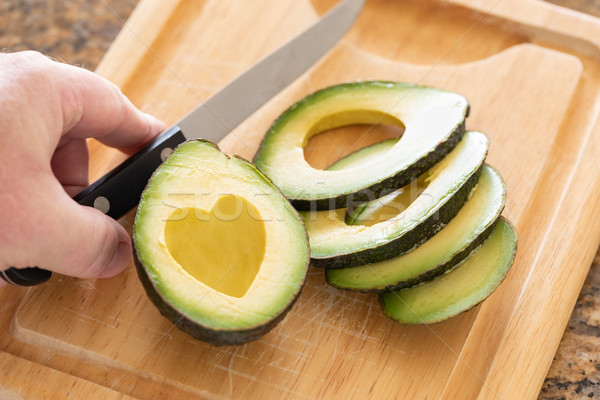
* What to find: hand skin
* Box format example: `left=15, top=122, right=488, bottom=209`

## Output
left=0, top=51, right=166, bottom=287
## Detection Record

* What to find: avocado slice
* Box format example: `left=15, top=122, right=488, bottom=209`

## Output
left=326, top=165, right=506, bottom=292
left=254, top=81, right=469, bottom=210
left=379, top=217, right=518, bottom=324
left=302, top=131, right=489, bottom=269
left=133, top=140, right=309, bottom=346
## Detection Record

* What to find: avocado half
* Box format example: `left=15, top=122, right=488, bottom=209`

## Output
left=133, top=140, right=309, bottom=346
left=253, top=81, right=469, bottom=210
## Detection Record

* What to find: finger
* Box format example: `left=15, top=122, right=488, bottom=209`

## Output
left=0, top=52, right=165, bottom=157
left=55, top=196, right=132, bottom=279
left=54, top=201, right=132, bottom=279
left=53, top=62, right=167, bottom=152
left=50, top=137, right=89, bottom=197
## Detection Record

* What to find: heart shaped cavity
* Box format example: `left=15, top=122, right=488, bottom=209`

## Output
left=164, top=194, right=266, bottom=298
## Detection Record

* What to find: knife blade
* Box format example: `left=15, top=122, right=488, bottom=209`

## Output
left=1, top=0, right=364, bottom=286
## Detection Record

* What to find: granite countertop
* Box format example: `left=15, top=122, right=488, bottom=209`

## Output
left=1, top=0, right=600, bottom=398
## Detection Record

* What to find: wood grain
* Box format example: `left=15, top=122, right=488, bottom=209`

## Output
left=3, top=0, right=600, bottom=399
left=0, top=350, right=133, bottom=400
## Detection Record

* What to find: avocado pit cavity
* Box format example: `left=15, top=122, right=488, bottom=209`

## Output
left=164, top=194, right=266, bottom=298
left=303, top=110, right=405, bottom=170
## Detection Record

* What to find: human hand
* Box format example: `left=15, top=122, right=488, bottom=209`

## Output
left=0, top=51, right=166, bottom=287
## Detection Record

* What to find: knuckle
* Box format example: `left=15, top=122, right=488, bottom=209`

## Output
left=106, top=81, right=129, bottom=128
left=1, top=51, right=57, bottom=95
left=19, top=50, right=48, bottom=62
left=14, top=51, right=53, bottom=73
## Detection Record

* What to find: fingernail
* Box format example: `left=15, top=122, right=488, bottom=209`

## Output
left=99, top=240, right=131, bottom=279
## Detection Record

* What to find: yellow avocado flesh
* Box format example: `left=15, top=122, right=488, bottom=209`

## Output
left=347, top=174, right=429, bottom=227
left=164, top=195, right=266, bottom=298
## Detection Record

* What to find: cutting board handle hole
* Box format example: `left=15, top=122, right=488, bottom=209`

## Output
left=310, top=0, right=526, bottom=65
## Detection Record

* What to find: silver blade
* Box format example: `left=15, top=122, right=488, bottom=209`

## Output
left=176, top=0, right=364, bottom=142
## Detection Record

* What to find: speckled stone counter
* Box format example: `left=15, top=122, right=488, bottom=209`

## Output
left=2, top=0, right=600, bottom=398
left=539, top=255, right=600, bottom=399
left=0, top=0, right=136, bottom=67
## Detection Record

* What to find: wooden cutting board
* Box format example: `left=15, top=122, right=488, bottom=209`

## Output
left=3, top=0, right=600, bottom=398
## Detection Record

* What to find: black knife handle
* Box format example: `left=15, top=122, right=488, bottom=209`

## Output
left=73, top=125, right=186, bottom=219
left=1, top=126, right=186, bottom=286
left=1, top=267, right=52, bottom=286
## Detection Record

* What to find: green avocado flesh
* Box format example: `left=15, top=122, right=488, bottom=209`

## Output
left=379, top=218, right=518, bottom=324
left=326, top=165, right=506, bottom=292
left=254, top=81, right=469, bottom=210
left=326, top=138, right=399, bottom=172
left=133, top=140, right=309, bottom=346
left=301, top=131, right=489, bottom=269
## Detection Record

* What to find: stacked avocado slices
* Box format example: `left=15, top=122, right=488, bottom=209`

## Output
left=134, top=81, right=518, bottom=347
left=254, top=81, right=518, bottom=325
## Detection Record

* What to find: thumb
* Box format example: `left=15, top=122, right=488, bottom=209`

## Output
left=24, top=183, right=133, bottom=280
left=54, top=201, right=132, bottom=279
left=64, top=205, right=132, bottom=279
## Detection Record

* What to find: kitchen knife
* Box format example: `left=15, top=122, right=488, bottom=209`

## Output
left=0, top=0, right=365, bottom=286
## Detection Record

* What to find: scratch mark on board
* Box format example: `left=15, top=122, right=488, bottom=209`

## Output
left=227, top=354, right=234, bottom=397
left=204, top=360, right=316, bottom=400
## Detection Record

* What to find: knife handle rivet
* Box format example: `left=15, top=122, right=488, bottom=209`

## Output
left=160, top=147, right=173, bottom=161
left=93, top=196, right=111, bottom=214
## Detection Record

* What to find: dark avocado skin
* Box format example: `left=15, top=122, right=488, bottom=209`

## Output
left=291, top=120, right=466, bottom=211
left=326, top=216, right=500, bottom=292
left=311, top=164, right=483, bottom=269
left=133, top=251, right=305, bottom=346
